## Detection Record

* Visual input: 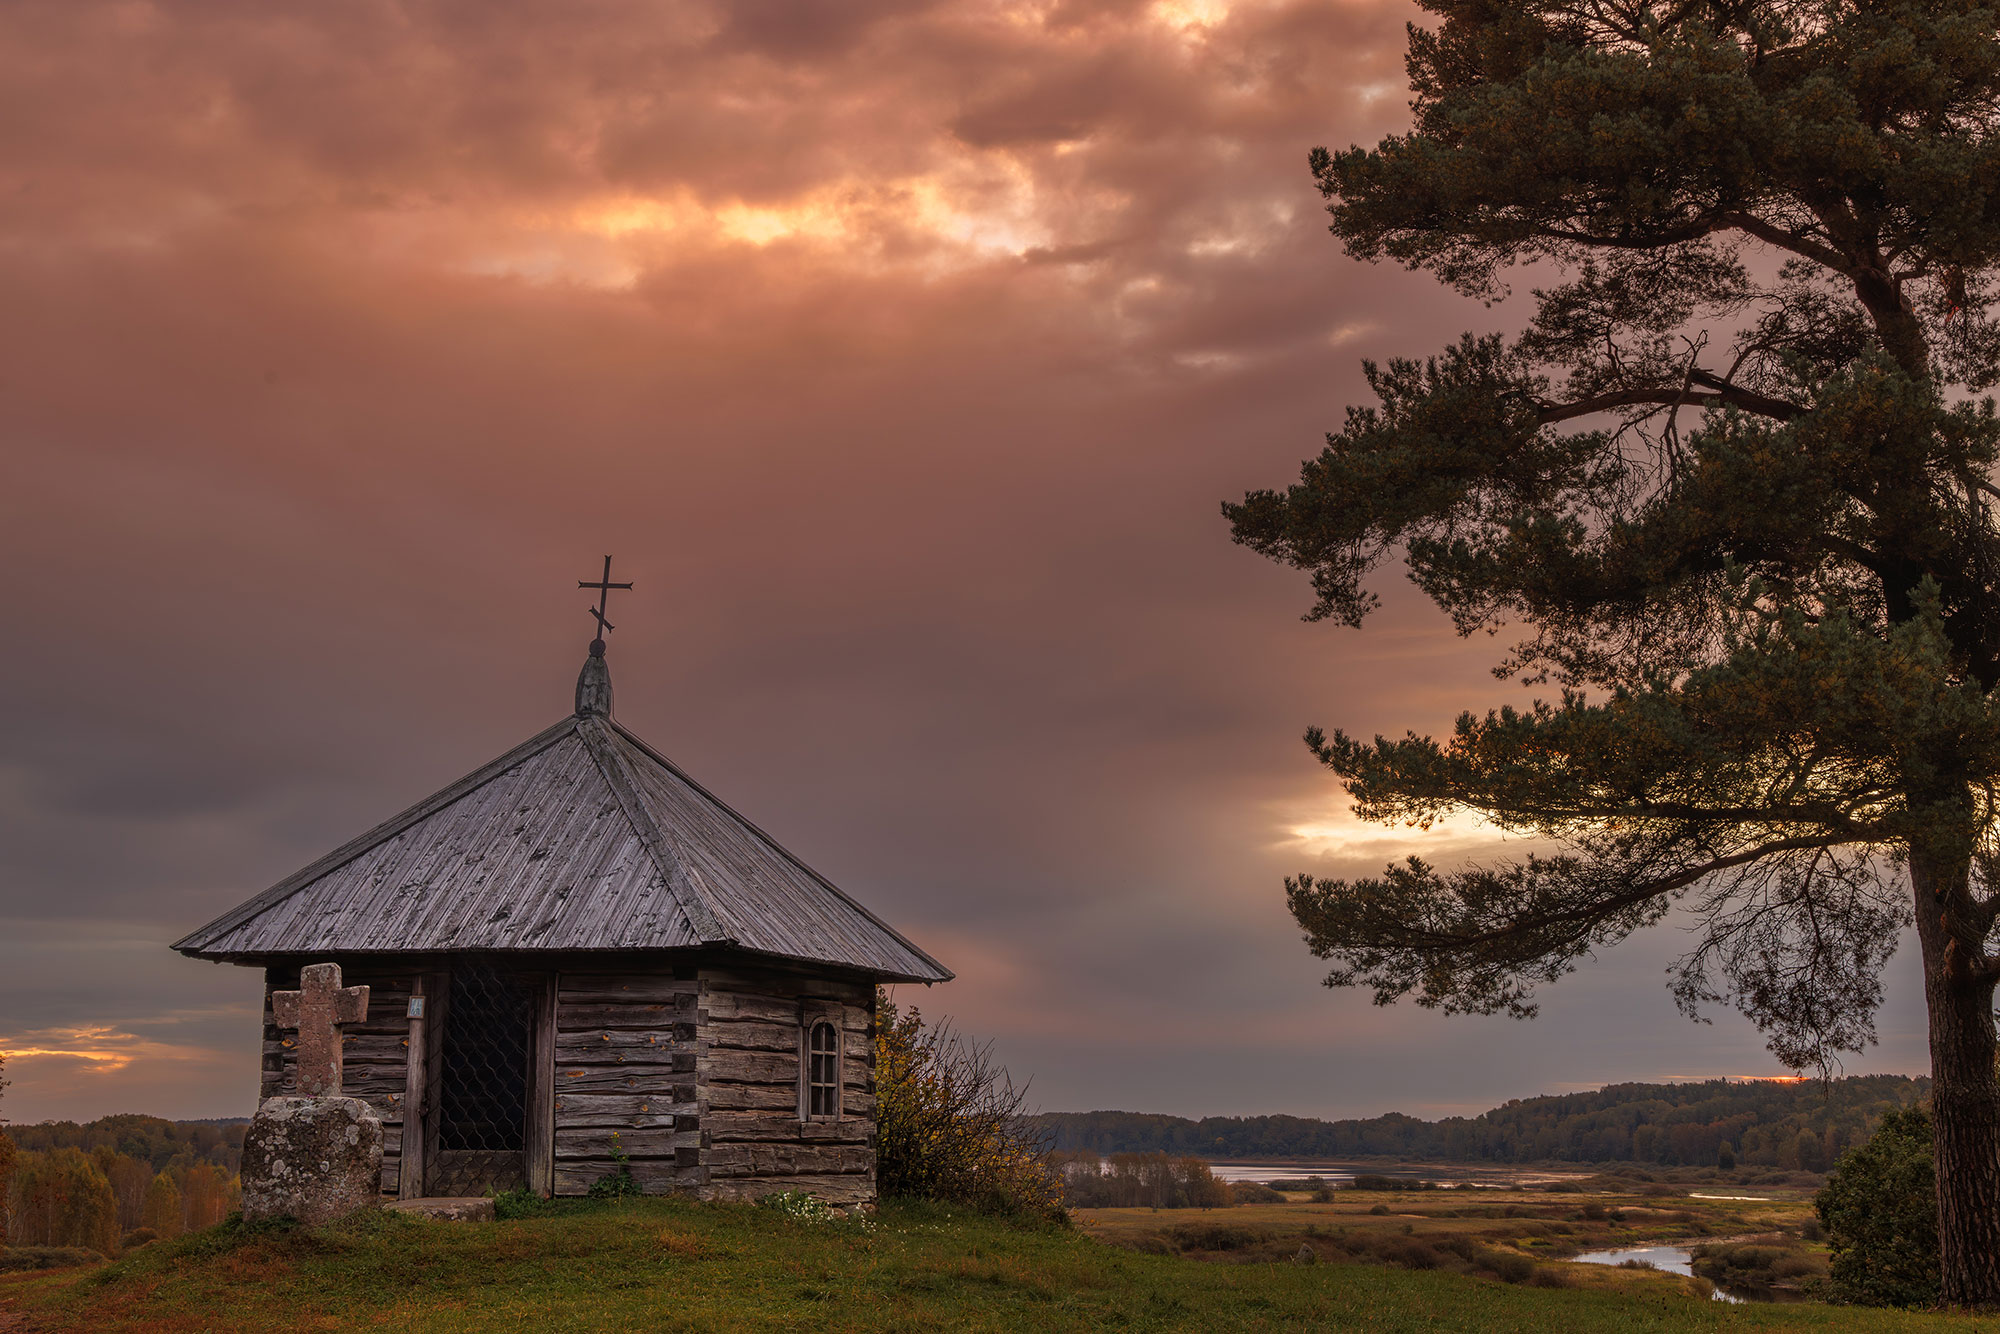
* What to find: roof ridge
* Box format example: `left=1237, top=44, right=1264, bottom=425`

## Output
left=172, top=717, right=583, bottom=954
left=604, top=719, right=953, bottom=982
left=574, top=715, right=734, bottom=946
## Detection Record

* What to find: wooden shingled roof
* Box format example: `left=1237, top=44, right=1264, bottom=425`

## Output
left=173, top=650, right=951, bottom=983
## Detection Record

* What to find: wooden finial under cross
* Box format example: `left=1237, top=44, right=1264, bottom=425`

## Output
left=578, top=555, right=634, bottom=655
left=271, top=963, right=371, bottom=1098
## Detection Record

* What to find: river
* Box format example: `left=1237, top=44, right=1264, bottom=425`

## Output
left=1204, top=1161, right=1588, bottom=1188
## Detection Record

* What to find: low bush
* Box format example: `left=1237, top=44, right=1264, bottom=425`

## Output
left=1392, top=1239, right=1442, bottom=1270
left=1480, top=1250, right=1536, bottom=1284
left=876, top=991, right=1065, bottom=1222
left=1166, top=1223, right=1269, bottom=1252
left=1689, top=1236, right=1828, bottom=1295
left=1293, top=1175, right=1337, bottom=1202
left=1232, top=1182, right=1286, bottom=1204
left=0, top=1247, right=101, bottom=1272
left=1816, top=1106, right=1938, bottom=1308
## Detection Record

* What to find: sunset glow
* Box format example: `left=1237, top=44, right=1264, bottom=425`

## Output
left=0, top=0, right=1932, bottom=1129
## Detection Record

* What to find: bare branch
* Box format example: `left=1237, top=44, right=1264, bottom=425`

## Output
left=1537, top=384, right=1804, bottom=425
left=1378, top=834, right=1853, bottom=953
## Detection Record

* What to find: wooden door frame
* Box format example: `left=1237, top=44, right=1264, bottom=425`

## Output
left=525, top=971, right=557, bottom=1197
left=399, top=968, right=452, bottom=1199
left=400, top=963, right=556, bottom=1198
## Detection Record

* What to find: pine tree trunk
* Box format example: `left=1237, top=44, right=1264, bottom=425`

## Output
left=1910, top=846, right=2000, bottom=1309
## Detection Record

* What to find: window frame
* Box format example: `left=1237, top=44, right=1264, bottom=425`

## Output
left=797, top=1001, right=845, bottom=1123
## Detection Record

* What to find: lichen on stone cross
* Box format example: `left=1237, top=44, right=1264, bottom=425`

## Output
left=270, top=962, right=370, bottom=1098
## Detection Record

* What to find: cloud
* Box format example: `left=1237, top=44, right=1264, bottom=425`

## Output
left=0, top=0, right=1936, bottom=1126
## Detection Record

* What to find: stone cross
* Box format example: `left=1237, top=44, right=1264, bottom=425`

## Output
left=271, top=962, right=370, bottom=1098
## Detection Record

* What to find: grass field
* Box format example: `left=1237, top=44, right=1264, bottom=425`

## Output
left=1, top=1193, right=1992, bottom=1333
left=1077, top=1183, right=1813, bottom=1262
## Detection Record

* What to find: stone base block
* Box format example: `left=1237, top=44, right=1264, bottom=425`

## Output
left=385, top=1197, right=497, bottom=1222
left=241, top=1096, right=384, bottom=1225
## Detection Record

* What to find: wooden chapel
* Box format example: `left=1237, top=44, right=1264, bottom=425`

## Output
left=173, top=569, right=951, bottom=1204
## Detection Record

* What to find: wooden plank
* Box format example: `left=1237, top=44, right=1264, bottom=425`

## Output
left=350, top=1094, right=402, bottom=1127
left=705, top=1083, right=868, bottom=1114
left=555, top=1002, right=684, bottom=1030
left=553, top=1161, right=699, bottom=1196
left=341, top=1072, right=409, bottom=1100
left=709, top=1019, right=872, bottom=1059
left=704, top=1113, right=871, bottom=1144
left=552, top=1094, right=698, bottom=1128
left=553, top=1128, right=699, bottom=1160
left=553, top=1049, right=694, bottom=1073
left=700, top=992, right=807, bottom=1026
left=340, top=1035, right=412, bottom=1060
left=556, top=972, right=700, bottom=995
left=706, top=1083, right=803, bottom=1112
left=525, top=973, right=557, bottom=1198
left=554, top=1066, right=662, bottom=1093
left=702, top=968, right=871, bottom=1004
left=706, top=1143, right=872, bottom=1176
left=553, top=1031, right=690, bottom=1059
left=401, top=974, right=430, bottom=1200
left=705, top=1047, right=806, bottom=1086
left=705, top=1045, right=872, bottom=1089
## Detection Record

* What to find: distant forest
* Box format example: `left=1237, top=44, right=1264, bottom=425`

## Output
left=1029, top=1075, right=1927, bottom=1170
left=8, top=1115, right=246, bottom=1175
left=3, top=1114, right=247, bottom=1254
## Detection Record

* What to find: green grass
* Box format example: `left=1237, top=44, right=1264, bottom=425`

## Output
left=1076, top=1185, right=1813, bottom=1258
left=0, top=1197, right=1989, bottom=1333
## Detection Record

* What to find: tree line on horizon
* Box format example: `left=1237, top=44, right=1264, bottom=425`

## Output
left=1029, top=1075, right=1926, bottom=1170
left=1, top=1109, right=244, bottom=1256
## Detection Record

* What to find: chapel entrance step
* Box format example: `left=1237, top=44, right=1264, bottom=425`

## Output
left=385, top=1197, right=497, bottom=1222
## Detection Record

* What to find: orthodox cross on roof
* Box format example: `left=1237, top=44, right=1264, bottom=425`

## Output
left=578, top=555, right=633, bottom=655
left=271, top=962, right=371, bottom=1098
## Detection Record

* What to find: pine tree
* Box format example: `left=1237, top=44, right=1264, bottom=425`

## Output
left=1227, top=0, right=2000, bottom=1303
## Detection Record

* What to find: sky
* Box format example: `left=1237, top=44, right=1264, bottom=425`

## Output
left=0, top=0, right=1935, bottom=1127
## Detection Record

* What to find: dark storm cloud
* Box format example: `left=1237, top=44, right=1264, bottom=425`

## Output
left=0, top=0, right=1929, bottom=1121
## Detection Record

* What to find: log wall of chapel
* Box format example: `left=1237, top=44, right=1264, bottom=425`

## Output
left=695, top=964, right=877, bottom=1205
left=256, top=954, right=879, bottom=1205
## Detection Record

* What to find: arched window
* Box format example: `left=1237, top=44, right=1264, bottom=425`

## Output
left=808, top=1020, right=839, bottom=1117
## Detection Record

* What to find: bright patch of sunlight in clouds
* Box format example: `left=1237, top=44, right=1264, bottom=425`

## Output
left=1276, top=801, right=1525, bottom=864
left=1, top=1025, right=163, bottom=1073
left=1152, top=0, right=1234, bottom=33
left=559, top=167, right=1051, bottom=280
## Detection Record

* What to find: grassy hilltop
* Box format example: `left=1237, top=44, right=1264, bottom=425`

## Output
left=1, top=1191, right=1990, bottom=1334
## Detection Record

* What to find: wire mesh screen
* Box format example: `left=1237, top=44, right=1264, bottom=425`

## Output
left=429, top=960, right=533, bottom=1196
